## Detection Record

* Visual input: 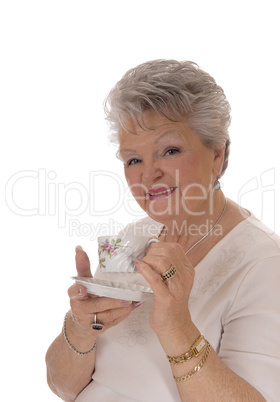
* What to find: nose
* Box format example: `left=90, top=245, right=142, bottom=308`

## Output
left=141, top=160, right=163, bottom=184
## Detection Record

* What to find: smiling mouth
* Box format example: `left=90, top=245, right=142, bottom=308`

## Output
left=147, top=187, right=177, bottom=200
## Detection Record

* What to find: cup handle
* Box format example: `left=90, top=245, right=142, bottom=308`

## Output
left=146, top=237, right=160, bottom=248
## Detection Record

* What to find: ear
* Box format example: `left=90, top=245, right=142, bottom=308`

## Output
left=212, top=145, right=226, bottom=177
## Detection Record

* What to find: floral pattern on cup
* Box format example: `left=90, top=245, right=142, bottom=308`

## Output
left=98, top=235, right=152, bottom=273
left=98, top=238, right=131, bottom=269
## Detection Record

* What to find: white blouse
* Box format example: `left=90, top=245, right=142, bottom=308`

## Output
left=76, top=215, right=280, bottom=402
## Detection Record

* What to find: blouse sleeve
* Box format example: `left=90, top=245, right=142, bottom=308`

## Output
left=219, top=255, right=280, bottom=401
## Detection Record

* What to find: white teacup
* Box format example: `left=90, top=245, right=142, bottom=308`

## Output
left=98, top=235, right=156, bottom=273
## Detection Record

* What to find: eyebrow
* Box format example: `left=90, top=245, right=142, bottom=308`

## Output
left=119, top=130, right=183, bottom=156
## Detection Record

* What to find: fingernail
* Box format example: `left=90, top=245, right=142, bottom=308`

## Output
left=75, top=245, right=83, bottom=252
left=133, top=257, right=141, bottom=264
left=121, top=300, right=132, bottom=306
left=78, top=287, right=87, bottom=297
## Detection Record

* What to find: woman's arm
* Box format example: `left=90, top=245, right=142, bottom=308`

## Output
left=134, top=242, right=267, bottom=402
left=158, top=326, right=265, bottom=402
left=46, top=312, right=97, bottom=402
left=46, top=247, right=138, bottom=401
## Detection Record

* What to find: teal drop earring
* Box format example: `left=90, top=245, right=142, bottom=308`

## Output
left=214, top=180, right=221, bottom=191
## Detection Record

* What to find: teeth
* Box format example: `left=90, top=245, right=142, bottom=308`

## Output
left=149, top=187, right=175, bottom=196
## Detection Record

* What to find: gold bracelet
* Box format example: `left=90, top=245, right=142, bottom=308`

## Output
left=173, top=342, right=211, bottom=382
left=167, top=334, right=207, bottom=364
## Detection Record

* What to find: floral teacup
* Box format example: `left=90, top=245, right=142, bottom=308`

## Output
left=98, top=235, right=152, bottom=273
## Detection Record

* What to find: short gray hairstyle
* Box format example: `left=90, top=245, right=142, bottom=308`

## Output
left=104, top=59, right=231, bottom=177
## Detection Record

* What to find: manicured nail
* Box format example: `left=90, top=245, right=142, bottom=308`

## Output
left=78, top=287, right=87, bottom=297
left=133, top=257, right=141, bottom=264
left=75, top=245, right=83, bottom=252
left=77, top=287, right=88, bottom=297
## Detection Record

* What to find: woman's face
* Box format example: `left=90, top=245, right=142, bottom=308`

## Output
left=119, top=110, right=224, bottom=225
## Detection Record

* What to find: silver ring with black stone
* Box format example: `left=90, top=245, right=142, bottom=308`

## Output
left=91, top=313, right=105, bottom=330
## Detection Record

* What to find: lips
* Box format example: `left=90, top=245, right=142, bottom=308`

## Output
left=147, top=187, right=177, bottom=200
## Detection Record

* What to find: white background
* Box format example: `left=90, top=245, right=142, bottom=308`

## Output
left=1, top=1, right=279, bottom=400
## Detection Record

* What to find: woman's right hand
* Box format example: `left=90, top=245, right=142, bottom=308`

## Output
left=67, top=246, right=138, bottom=338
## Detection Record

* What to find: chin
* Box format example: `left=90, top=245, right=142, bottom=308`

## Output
left=145, top=208, right=178, bottom=224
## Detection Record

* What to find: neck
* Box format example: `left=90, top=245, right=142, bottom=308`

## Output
left=159, top=191, right=226, bottom=246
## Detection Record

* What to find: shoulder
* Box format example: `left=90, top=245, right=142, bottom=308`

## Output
left=219, top=216, right=280, bottom=314
left=190, top=215, right=280, bottom=303
left=239, top=215, right=280, bottom=258
left=246, top=215, right=280, bottom=248
left=216, top=214, right=280, bottom=267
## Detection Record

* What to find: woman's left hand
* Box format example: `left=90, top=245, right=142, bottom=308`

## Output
left=134, top=241, right=195, bottom=340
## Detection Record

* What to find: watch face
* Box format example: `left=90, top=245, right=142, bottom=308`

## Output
left=194, top=337, right=206, bottom=355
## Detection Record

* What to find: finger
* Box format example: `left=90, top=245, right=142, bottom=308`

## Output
left=68, top=283, right=91, bottom=300
left=140, top=254, right=171, bottom=275
left=89, top=297, right=134, bottom=313
left=134, top=258, right=169, bottom=297
left=96, top=303, right=140, bottom=329
left=70, top=299, right=138, bottom=333
left=136, top=256, right=182, bottom=298
left=145, top=242, right=193, bottom=277
left=75, top=245, right=93, bottom=278
left=68, top=288, right=134, bottom=313
left=137, top=243, right=195, bottom=297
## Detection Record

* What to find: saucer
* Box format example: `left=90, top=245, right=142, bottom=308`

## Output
left=73, top=277, right=153, bottom=302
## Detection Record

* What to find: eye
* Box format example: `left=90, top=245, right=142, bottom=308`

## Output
left=126, top=158, right=142, bottom=167
left=164, top=147, right=181, bottom=156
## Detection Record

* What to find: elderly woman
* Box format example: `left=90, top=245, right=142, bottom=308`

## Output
left=46, top=60, right=280, bottom=401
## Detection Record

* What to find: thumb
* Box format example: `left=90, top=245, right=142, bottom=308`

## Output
left=75, top=245, right=93, bottom=278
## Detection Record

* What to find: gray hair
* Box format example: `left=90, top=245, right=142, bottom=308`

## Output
left=104, top=59, right=231, bottom=177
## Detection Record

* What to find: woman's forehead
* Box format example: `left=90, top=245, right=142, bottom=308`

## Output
left=120, top=110, right=195, bottom=143
left=120, top=110, right=181, bottom=134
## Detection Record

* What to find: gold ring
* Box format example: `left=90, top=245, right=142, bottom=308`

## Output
left=161, top=266, right=177, bottom=282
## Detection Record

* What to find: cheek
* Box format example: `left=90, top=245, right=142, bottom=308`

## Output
left=176, top=155, right=212, bottom=197
left=125, top=170, right=146, bottom=200
left=125, top=170, right=137, bottom=189
left=174, top=157, right=199, bottom=186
